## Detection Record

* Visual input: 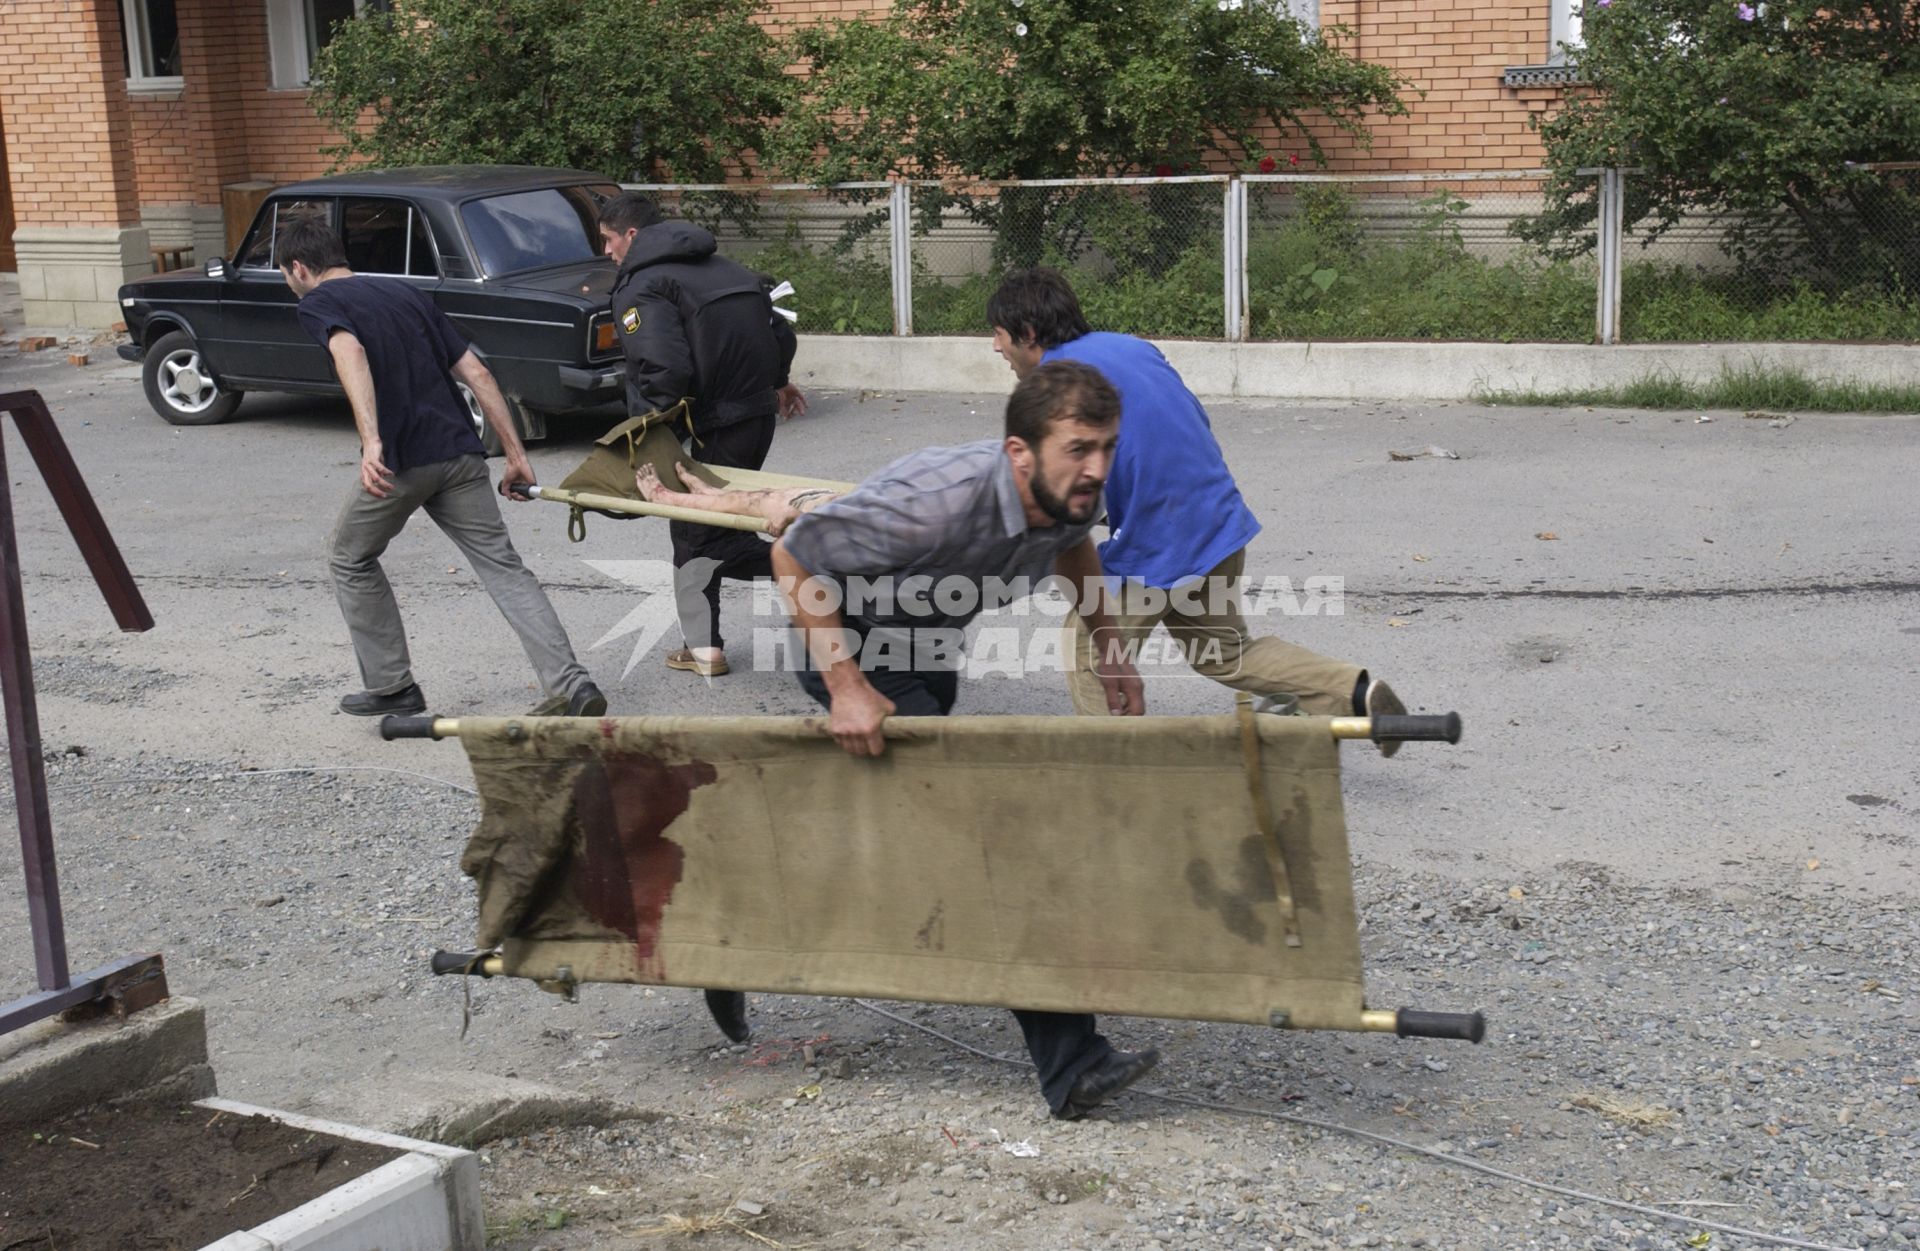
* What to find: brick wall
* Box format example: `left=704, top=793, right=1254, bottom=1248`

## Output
left=0, top=0, right=141, bottom=227
left=125, top=0, right=338, bottom=211
left=1297, top=0, right=1562, bottom=172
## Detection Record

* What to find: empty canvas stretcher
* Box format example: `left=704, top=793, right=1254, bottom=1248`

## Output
left=388, top=704, right=1482, bottom=1043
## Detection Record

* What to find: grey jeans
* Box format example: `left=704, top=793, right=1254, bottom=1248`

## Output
left=328, top=454, right=591, bottom=700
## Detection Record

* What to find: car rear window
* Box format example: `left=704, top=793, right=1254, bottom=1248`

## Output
left=459, top=185, right=618, bottom=277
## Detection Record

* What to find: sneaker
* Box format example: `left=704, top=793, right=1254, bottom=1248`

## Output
left=1364, top=677, right=1407, bottom=759
left=339, top=683, right=426, bottom=717
left=666, top=648, right=729, bottom=678
left=1056, top=1046, right=1160, bottom=1121
left=565, top=681, right=609, bottom=717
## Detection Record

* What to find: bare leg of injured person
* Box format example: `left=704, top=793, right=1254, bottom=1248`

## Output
left=635, top=462, right=840, bottom=538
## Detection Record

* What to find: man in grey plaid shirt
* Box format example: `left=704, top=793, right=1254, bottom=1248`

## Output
left=767, top=360, right=1161, bottom=1120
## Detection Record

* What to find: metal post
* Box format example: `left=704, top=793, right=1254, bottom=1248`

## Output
left=1594, top=168, right=1624, bottom=345
left=890, top=181, right=914, bottom=337
left=1606, top=168, right=1625, bottom=344
left=1224, top=179, right=1248, bottom=343
left=0, top=429, right=67, bottom=991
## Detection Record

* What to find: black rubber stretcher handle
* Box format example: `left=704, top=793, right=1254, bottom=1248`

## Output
left=1394, top=1008, right=1486, bottom=1042
left=1372, top=713, right=1463, bottom=745
left=431, top=950, right=493, bottom=977
left=381, top=715, right=440, bottom=741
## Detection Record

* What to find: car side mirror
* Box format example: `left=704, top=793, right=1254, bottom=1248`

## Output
left=204, top=257, right=229, bottom=280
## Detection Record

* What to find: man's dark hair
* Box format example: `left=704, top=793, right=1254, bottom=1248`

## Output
left=598, top=191, right=663, bottom=235
left=1005, top=360, right=1119, bottom=447
left=987, top=267, right=1092, bottom=349
left=275, top=215, right=347, bottom=273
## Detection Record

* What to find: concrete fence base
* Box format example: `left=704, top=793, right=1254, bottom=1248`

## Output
left=791, top=334, right=1920, bottom=401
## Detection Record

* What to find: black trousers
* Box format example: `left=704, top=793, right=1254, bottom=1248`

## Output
left=670, top=414, right=777, bottom=651
left=796, top=662, right=1113, bottom=1113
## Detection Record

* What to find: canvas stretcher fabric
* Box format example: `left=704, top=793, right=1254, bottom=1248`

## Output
left=455, top=711, right=1371, bottom=1031
left=557, top=403, right=726, bottom=511
left=555, top=404, right=853, bottom=526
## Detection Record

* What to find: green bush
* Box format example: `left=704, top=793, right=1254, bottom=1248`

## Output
left=1246, top=225, right=1593, bottom=341
left=1621, top=266, right=1920, bottom=343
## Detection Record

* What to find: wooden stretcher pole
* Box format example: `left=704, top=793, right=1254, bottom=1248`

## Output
left=382, top=712, right=1464, bottom=744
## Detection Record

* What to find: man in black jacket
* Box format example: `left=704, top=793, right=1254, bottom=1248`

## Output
left=599, top=192, right=805, bottom=679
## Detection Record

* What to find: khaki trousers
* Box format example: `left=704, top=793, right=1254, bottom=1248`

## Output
left=329, top=454, right=590, bottom=700
left=1065, top=548, right=1361, bottom=716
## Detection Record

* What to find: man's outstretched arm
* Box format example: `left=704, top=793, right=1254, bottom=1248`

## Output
left=770, top=539, right=893, bottom=757
left=1056, top=537, right=1145, bottom=717
left=450, top=349, right=537, bottom=500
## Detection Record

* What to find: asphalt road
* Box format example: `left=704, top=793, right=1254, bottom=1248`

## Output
left=2, top=345, right=1912, bottom=903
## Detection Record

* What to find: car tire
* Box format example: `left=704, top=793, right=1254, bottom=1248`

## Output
left=142, top=330, right=243, bottom=426
left=453, top=380, right=534, bottom=458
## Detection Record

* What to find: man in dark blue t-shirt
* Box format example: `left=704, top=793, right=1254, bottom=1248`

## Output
left=278, top=216, right=605, bottom=719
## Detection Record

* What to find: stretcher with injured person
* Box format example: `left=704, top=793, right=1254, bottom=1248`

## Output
left=521, top=400, right=853, bottom=540
left=391, top=400, right=1482, bottom=1043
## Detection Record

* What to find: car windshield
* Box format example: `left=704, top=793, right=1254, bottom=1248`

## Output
left=460, top=184, right=618, bottom=276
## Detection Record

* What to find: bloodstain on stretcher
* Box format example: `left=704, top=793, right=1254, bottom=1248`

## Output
left=568, top=750, right=717, bottom=978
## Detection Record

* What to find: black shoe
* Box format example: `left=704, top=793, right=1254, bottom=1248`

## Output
left=705, top=989, right=750, bottom=1043
left=1056, top=1046, right=1160, bottom=1120
left=339, top=683, right=425, bottom=716
left=566, top=681, right=608, bottom=717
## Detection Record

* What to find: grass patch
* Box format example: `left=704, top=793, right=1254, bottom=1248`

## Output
left=1476, top=364, right=1920, bottom=413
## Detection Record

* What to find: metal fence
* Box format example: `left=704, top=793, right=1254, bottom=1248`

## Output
left=626, top=168, right=1920, bottom=344
left=1608, top=163, right=1920, bottom=343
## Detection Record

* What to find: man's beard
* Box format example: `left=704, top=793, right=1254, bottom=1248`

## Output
left=1030, top=458, right=1101, bottom=525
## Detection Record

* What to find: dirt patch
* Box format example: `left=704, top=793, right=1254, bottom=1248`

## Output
left=0, top=1103, right=403, bottom=1250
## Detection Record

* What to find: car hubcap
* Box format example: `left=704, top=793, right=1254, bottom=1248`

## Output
left=455, top=383, right=486, bottom=440
left=158, top=348, right=219, bottom=413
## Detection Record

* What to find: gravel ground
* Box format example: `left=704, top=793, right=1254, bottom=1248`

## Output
left=8, top=749, right=1913, bottom=1251
left=0, top=347, right=1914, bottom=1249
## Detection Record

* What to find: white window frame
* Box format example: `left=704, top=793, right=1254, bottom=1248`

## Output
left=266, top=0, right=366, bottom=91
left=122, top=0, right=183, bottom=93
left=1551, top=0, right=1584, bottom=64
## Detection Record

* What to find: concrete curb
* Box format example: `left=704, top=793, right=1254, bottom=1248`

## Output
left=791, top=335, right=1920, bottom=401
left=195, top=1098, right=484, bottom=1251
left=0, top=996, right=215, bottom=1126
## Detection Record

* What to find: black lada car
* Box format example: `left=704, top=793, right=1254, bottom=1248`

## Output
left=116, top=166, right=626, bottom=448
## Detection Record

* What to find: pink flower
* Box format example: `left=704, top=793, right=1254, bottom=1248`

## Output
left=1735, top=2, right=1755, bottom=18
left=1258, top=156, right=1277, bottom=173
left=1594, top=0, right=1610, bottom=7
left=1288, top=153, right=1300, bottom=166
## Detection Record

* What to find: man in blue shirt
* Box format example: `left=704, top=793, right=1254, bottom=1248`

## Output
left=279, top=216, right=605, bottom=720
left=987, top=268, right=1407, bottom=752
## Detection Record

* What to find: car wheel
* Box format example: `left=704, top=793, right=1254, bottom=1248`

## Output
left=142, top=330, right=243, bottom=426
left=454, top=380, right=527, bottom=458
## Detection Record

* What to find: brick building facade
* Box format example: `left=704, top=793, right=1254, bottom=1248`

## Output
left=0, top=0, right=1582, bottom=326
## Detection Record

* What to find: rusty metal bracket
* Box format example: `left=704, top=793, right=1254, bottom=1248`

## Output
left=0, top=389, right=157, bottom=1039
left=0, top=953, right=168, bottom=1035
